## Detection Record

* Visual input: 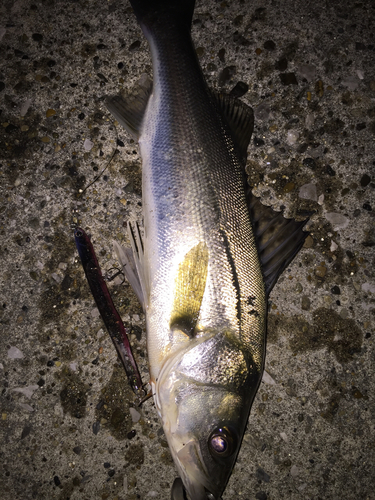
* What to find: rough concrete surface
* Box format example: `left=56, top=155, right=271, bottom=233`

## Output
left=1, top=0, right=374, bottom=499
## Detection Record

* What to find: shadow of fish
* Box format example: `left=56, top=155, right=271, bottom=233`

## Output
left=106, top=1, right=308, bottom=498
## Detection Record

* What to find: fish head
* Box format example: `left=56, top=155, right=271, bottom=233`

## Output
left=154, top=331, right=261, bottom=500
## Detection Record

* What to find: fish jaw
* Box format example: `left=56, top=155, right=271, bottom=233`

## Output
left=154, top=331, right=262, bottom=500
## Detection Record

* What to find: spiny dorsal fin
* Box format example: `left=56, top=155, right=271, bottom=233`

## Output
left=170, top=242, right=209, bottom=337
left=214, top=92, right=254, bottom=164
left=246, top=185, right=309, bottom=297
left=105, top=75, right=152, bottom=139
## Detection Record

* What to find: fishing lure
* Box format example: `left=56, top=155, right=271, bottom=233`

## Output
left=74, top=227, right=145, bottom=399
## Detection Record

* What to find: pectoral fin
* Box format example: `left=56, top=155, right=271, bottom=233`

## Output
left=105, top=75, right=152, bottom=139
left=170, top=242, right=209, bottom=337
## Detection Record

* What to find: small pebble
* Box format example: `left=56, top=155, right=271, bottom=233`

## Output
left=340, top=309, right=349, bottom=319
left=275, top=57, right=287, bottom=71
left=21, top=425, right=32, bottom=439
left=264, top=40, right=276, bottom=51
left=229, top=81, right=248, bottom=98
left=127, top=429, right=137, bottom=439
left=291, top=465, right=299, bottom=477
left=284, top=182, right=295, bottom=193
left=299, top=183, right=317, bottom=201
left=129, top=407, right=141, bottom=423
left=254, top=136, right=265, bottom=147
left=19, top=403, right=34, bottom=412
left=262, top=371, right=276, bottom=385
left=8, top=346, right=24, bottom=359
left=255, top=102, right=271, bottom=121
left=362, top=282, right=375, bottom=294
left=301, top=295, right=311, bottom=311
left=20, top=98, right=32, bottom=116
left=360, top=174, right=371, bottom=187
left=286, top=130, right=299, bottom=145
left=314, top=265, right=327, bottom=278
left=305, top=114, right=314, bottom=129
left=298, top=64, right=316, bottom=81
left=255, top=492, right=267, bottom=500
left=279, top=73, right=298, bottom=85
left=303, top=235, right=314, bottom=248
left=256, top=467, right=270, bottom=482
left=325, top=165, right=336, bottom=176
left=303, top=157, right=316, bottom=169
left=84, top=138, right=94, bottom=151
left=342, top=75, right=359, bottom=90
left=325, top=212, right=349, bottom=230
left=330, top=240, right=338, bottom=252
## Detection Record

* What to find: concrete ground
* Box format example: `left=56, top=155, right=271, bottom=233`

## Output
left=1, top=0, right=374, bottom=499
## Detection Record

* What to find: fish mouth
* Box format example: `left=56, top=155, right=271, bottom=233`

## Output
left=171, top=440, right=224, bottom=500
left=171, top=477, right=222, bottom=500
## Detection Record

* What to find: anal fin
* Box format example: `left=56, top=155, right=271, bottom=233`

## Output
left=113, top=222, right=148, bottom=311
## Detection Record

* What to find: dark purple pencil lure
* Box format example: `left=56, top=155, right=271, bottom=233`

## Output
left=74, top=227, right=145, bottom=398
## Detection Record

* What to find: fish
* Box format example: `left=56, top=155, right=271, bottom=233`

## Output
left=106, top=0, right=308, bottom=498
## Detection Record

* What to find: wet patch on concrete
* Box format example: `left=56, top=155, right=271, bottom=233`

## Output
left=268, top=307, right=363, bottom=362
left=125, top=442, right=145, bottom=468
left=118, top=161, right=142, bottom=197
left=37, top=213, right=91, bottom=342
left=58, top=367, right=88, bottom=419
left=95, top=363, right=134, bottom=440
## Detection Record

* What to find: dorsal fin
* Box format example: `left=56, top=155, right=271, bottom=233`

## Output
left=246, top=186, right=309, bottom=297
left=214, top=92, right=254, bottom=164
left=170, top=242, right=209, bottom=337
left=105, top=75, right=152, bottom=139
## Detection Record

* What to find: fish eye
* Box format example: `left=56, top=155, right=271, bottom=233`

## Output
left=208, top=427, right=236, bottom=459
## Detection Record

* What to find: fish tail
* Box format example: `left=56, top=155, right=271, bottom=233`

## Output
left=129, top=0, right=195, bottom=32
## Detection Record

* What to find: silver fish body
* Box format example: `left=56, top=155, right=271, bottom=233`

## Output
left=107, top=1, right=307, bottom=498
